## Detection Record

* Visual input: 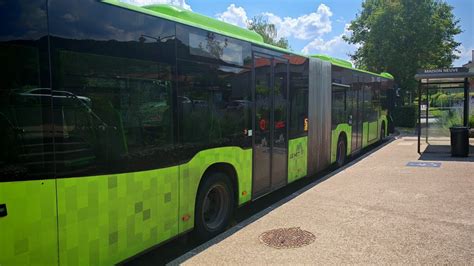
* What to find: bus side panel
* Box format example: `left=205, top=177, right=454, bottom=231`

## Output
left=287, top=136, right=308, bottom=183
left=0, top=180, right=58, bottom=265
left=56, top=167, right=179, bottom=265
left=330, top=123, right=352, bottom=164
left=362, top=122, right=369, bottom=148
left=368, top=121, right=379, bottom=143
left=178, top=147, right=252, bottom=233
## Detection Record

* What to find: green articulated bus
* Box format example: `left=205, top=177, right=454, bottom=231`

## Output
left=0, top=1, right=394, bottom=264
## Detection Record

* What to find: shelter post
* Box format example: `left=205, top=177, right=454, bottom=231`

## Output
left=418, top=80, right=421, bottom=154
left=464, top=77, right=469, bottom=127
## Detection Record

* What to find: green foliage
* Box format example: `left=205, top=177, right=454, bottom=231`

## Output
left=441, top=110, right=462, bottom=128
left=429, top=89, right=466, bottom=107
left=344, top=0, right=462, bottom=95
left=392, top=105, right=417, bottom=128
left=247, top=16, right=290, bottom=49
left=436, top=94, right=449, bottom=106
left=429, top=107, right=444, bottom=117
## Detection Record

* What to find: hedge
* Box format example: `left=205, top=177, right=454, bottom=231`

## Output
left=391, top=105, right=418, bottom=128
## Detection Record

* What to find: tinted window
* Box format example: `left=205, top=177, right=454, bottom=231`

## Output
left=49, top=1, right=177, bottom=177
left=177, top=24, right=252, bottom=67
left=362, top=76, right=380, bottom=121
left=372, top=79, right=381, bottom=118
left=331, top=66, right=351, bottom=128
left=332, top=86, right=347, bottom=126
left=288, top=56, right=308, bottom=137
left=0, top=0, right=51, bottom=181
left=177, top=60, right=252, bottom=158
left=380, top=79, right=391, bottom=111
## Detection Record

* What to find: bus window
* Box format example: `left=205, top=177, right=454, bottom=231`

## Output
left=0, top=0, right=52, bottom=181
left=177, top=60, right=252, bottom=158
left=289, top=56, right=309, bottom=137
left=332, top=86, right=347, bottom=127
left=49, top=4, right=177, bottom=177
left=177, top=24, right=252, bottom=68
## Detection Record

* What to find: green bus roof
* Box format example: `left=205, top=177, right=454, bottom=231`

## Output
left=102, top=0, right=265, bottom=44
left=143, top=5, right=264, bottom=44
left=311, top=54, right=394, bottom=80
left=102, top=0, right=393, bottom=80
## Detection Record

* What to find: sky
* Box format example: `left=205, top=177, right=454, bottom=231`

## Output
left=122, top=0, right=473, bottom=66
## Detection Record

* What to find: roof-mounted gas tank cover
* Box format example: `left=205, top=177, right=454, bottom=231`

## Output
left=310, top=54, right=353, bottom=69
left=311, top=54, right=394, bottom=79
left=379, top=72, right=394, bottom=79
left=142, top=4, right=264, bottom=44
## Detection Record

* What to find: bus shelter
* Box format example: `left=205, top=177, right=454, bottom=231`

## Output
left=415, top=67, right=474, bottom=155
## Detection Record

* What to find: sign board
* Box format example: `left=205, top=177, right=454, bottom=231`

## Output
left=417, top=67, right=469, bottom=74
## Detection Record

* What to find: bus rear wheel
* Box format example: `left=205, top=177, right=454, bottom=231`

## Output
left=194, top=172, right=234, bottom=240
left=336, top=136, right=347, bottom=167
left=380, top=123, right=386, bottom=142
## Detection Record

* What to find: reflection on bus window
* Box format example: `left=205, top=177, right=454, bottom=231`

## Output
left=178, top=60, right=252, bottom=154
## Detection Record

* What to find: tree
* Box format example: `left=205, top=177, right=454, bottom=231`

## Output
left=344, top=0, right=461, bottom=98
left=247, top=16, right=290, bottom=49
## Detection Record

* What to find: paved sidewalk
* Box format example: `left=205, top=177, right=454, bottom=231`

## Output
left=171, top=137, right=474, bottom=265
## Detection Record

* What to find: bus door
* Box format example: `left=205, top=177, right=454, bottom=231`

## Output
left=252, top=54, right=289, bottom=198
left=351, top=78, right=363, bottom=152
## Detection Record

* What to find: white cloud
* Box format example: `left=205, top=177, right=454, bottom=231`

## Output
left=120, top=0, right=191, bottom=11
left=336, top=17, right=345, bottom=23
left=301, top=23, right=356, bottom=59
left=261, top=4, right=332, bottom=40
left=453, top=45, right=473, bottom=67
left=215, top=3, right=333, bottom=39
left=216, top=4, right=248, bottom=28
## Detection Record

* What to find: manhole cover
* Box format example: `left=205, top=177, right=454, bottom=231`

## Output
left=259, top=227, right=315, bottom=249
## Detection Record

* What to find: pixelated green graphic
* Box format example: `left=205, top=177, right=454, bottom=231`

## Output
left=287, top=136, right=308, bottom=183
left=368, top=121, right=379, bottom=143
left=57, top=166, right=179, bottom=265
left=331, top=123, right=353, bottom=163
left=1, top=147, right=252, bottom=265
left=178, top=147, right=252, bottom=233
left=362, top=115, right=386, bottom=149
left=0, top=180, right=58, bottom=266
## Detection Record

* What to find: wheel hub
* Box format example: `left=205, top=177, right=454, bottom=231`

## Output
left=202, top=184, right=228, bottom=230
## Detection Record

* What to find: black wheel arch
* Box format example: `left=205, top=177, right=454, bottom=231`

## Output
left=335, top=131, right=348, bottom=167
left=193, top=163, right=237, bottom=240
left=200, top=163, right=238, bottom=208
left=338, top=131, right=348, bottom=151
left=381, top=120, right=386, bottom=137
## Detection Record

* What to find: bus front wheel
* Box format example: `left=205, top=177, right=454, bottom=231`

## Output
left=194, top=172, right=234, bottom=240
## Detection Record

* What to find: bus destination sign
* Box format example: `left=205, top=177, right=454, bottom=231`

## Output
left=417, top=67, right=469, bottom=74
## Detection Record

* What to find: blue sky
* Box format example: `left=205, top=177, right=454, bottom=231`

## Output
left=123, top=0, right=473, bottom=66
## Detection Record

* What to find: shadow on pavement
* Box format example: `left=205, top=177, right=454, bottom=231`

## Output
left=122, top=137, right=396, bottom=266
left=418, top=144, right=474, bottom=162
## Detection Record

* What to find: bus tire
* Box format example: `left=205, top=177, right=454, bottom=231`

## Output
left=380, top=122, right=386, bottom=142
left=194, top=171, right=234, bottom=240
left=336, top=135, right=347, bottom=167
